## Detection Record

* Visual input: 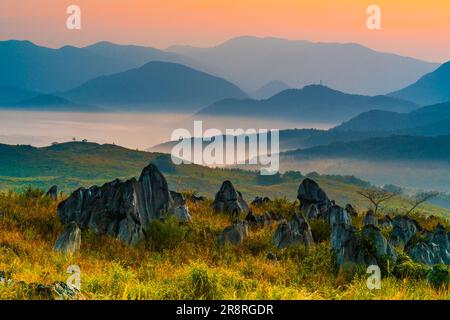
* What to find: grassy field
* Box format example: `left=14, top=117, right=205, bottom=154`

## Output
left=1, top=142, right=449, bottom=221
left=0, top=188, right=448, bottom=300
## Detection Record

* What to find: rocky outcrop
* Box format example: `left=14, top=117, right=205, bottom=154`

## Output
left=329, top=205, right=352, bottom=226
left=378, top=215, right=393, bottom=229
left=345, top=204, right=358, bottom=217
left=273, top=214, right=314, bottom=249
left=408, top=224, right=450, bottom=265
left=57, top=164, right=171, bottom=246
left=169, top=191, right=192, bottom=223
left=46, top=185, right=58, bottom=201
left=251, top=196, right=271, bottom=207
left=390, top=215, right=419, bottom=249
left=332, top=223, right=397, bottom=269
left=54, top=222, right=81, bottom=254
left=189, top=195, right=206, bottom=203
left=363, top=209, right=378, bottom=227
left=217, top=221, right=248, bottom=245
left=331, top=207, right=396, bottom=270
left=213, top=181, right=249, bottom=216
left=297, top=178, right=331, bottom=219
left=245, top=210, right=282, bottom=228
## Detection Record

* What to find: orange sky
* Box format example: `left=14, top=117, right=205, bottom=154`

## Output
left=1, top=0, right=449, bottom=62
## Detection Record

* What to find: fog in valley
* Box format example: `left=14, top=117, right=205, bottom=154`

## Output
left=0, top=110, right=333, bottom=150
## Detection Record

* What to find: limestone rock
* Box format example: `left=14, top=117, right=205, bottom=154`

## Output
left=54, top=222, right=81, bottom=254
left=297, top=179, right=331, bottom=218
left=345, top=204, right=358, bottom=217
left=213, top=181, right=249, bottom=216
left=363, top=209, right=378, bottom=227
left=378, top=215, right=393, bottom=229
left=217, top=221, right=248, bottom=245
left=273, top=214, right=314, bottom=249
left=46, top=185, right=58, bottom=201
left=390, top=215, right=419, bottom=249
left=57, top=163, right=171, bottom=246
left=169, top=191, right=192, bottom=223
left=329, top=205, right=352, bottom=226
left=408, top=224, right=450, bottom=265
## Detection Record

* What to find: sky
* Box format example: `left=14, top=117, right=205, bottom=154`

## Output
left=1, top=0, right=449, bottom=62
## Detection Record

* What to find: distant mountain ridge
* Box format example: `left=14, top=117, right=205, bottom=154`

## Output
left=63, top=61, right=248, bottom=110
left=389, top=61, right=450, bottom=105
left=196, top=85, right=418, bottom=122
left=282, top=135, right=450, bottom=163
left=0, top=40, right=195, bottom=93
left=333, top=101, right=450, bottom=135
left=251, top=80, right=290, bottom=99
left=168, top=36, right=439, bottom=95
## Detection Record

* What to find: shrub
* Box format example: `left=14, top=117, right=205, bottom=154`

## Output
left=146, top=217, right=188, bottom=251
left=394, top=260, right=431, bottom=280
left=309, top=219, right=330, bottom=243
left=427, top=264, right=449, bottom=289
left=189, top=265, right=219, bottom=299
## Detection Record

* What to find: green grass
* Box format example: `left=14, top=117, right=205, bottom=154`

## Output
left=0, top=188, right=448, bottom=300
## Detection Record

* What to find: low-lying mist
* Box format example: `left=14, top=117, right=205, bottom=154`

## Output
left=0, top=110, right=333, bottom=149
left=281, top=157, right=450, bottom=192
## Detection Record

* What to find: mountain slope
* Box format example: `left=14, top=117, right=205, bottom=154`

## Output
left=0, top=86, right=39, bottom=105
left=63, top=61, right=247, bottom=110
left=196, top=85, right=418, bottom=122
left=251, top=80, right=290, bottom=99
left=168, top=36, right=439, bottom=95
left=0, top=40, right=193, bottom=92
left=149, top=128, right=389, bottom=154
left=389, top=61, right=450, bottom=105
left=283, top=135, right=450, bottom=161
left=334, top=101, right=450, bottom=133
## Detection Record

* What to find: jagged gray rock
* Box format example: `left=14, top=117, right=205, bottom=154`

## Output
left=345, top=204, right=358, bottom=217
left=273, top=214, right=314, bottom=249
left=169, top=191, right=192, bottom=223
left=46, top=185, right=58, bottom=201
left=333, top=223, right=397, bottom=269
left=54, top=222, right=81, bottom=254
left=329, top=205, right=352, bottom=226
left=390, top=215, right=419, bottom=249
left=297, top=178, right=331, bottom=219
left=408, top=224, right=450, bottom=265
left=251, top=196, right=271, bottom=207
left=217, top=221, right=248, bottom=245
left=363, top=209, right=378, bottom=227
left=378, top=215, right=393, bottom=229
left=245, top=210, right=282, bottom=228
left=213, top=181, right=249, bottom=216
left=57, top=164, right=171, bottom=246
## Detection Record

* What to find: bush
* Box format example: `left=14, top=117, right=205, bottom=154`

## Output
left=394, top=260, right=431, bottom=280
left=427, top=264, right=449, bottom=289
left=189, top=265, right=219, bottom=299
left=309, top=219, right=330, bottom=243
left=146, top=217, right=188, bottom=251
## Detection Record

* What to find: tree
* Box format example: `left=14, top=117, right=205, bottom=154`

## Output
left=357, top=188, right=399, bottom=215
left=405, top=191, right=439, bottom=215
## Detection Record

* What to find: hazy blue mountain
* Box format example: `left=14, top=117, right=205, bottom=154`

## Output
left=149, top=128, right=388, bottom=154
left=0, top=86, right=38, bottom=105
left=0, top=40, right=193, bottom=92
left=389, top=61, right=450, bottom=105
left=282, top=135, right=450, bottom=162
left=334, top=101, right=450, bottom=133
left=168, top=36, right=439, bottom=95
left=196, top=85, right=418, bottom=122
left=63, top=61, right=247, bottom=110
left=251, top=80, right=290, bottom=99
left=5, top=94, right=97, bottom=111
